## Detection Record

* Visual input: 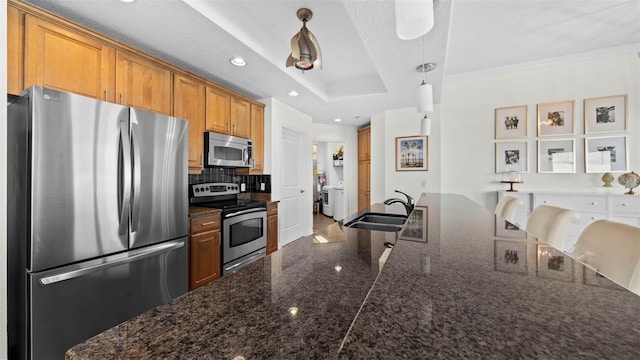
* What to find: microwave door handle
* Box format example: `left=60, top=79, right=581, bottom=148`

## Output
left=130, top=120, right=142, bottom=232
left=242, top=147, right=248, bottom=165
left=118, top=120, right=131, bottom=236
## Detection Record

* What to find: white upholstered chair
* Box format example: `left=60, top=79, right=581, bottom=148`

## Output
left=494, top=196, right=524, bottom=224
left=525, top=205, right=580, bottom=251
left=572, top=219, right=640, bottom=294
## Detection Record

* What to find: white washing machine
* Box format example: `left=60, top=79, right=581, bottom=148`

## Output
left=322, top=186, right=334, bottom=217
left=333, top=181, right=345, bottom=221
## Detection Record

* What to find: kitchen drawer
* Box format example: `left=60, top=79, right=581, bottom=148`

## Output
left=608, top=196, right=640, bottom=214
left=608, top=214, right=640, bottom=227
left=267, top=202, right=278, bottom=217
left=534, top=194, right=607, bottom=213
left=190, top=214, right=220, bottom=234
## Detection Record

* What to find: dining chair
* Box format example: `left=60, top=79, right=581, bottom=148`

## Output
left=494, top=196, right=524, bottom=224
left=525, top=204, right=580, bottom=251
left=572, top=219, right=640, bottom=293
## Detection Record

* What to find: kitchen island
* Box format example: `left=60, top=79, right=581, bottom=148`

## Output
left=67, top=194, right=640, bottom=359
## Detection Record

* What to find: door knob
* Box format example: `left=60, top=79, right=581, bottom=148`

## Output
left=300, top=189, right=305, bottom=193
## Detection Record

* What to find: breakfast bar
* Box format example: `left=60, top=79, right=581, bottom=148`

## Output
left=67, top=194, right=640, bottom=359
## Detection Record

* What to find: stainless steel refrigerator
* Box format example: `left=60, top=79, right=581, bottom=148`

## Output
left=7, top=86, right=189, bottom=359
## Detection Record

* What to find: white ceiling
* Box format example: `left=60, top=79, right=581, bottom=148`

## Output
left=25, top=0, right=640, bottom=127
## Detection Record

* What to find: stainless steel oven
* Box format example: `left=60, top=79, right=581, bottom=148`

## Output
left=190, top=182, right=267, bottom=276
left=222, top=207, right=266, bottom=275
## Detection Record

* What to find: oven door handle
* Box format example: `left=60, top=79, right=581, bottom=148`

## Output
left=225, top=207, right=267, bottom=218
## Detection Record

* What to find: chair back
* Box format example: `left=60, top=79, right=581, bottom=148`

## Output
left=526, top=205, right=580, bottom=250
left=573, top=219, right=640, bottom=291
left=495, top=196, right=524, bottom=224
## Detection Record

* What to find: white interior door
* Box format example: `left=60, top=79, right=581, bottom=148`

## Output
left=280, top=127, right=306, bottom=246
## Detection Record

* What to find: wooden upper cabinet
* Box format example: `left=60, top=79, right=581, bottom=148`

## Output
left=205, top=85, right=231, bottom=134
left=230, top=97, right=251, bottom=138
left=24, top=14, right=115, bottom=100
left=8, top=5, right=23, bottom=95
left=237, top=103, right=265, bottom=175
left=116, top=50, right=172, bottom=115
left=357, top=126, right=371, bottom=161
left=174, top=74, right=205, bottom=170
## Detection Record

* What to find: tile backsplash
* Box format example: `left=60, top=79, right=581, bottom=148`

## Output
left=189, top=167, right=271, bottom=193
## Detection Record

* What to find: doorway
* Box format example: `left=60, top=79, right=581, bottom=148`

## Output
left=312, top=139, right=345, bottom=232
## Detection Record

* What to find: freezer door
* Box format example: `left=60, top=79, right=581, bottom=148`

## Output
left=28, top=87, right=130, bottom=272
left=129, top=108, right=188, bottom=248
left=29, top=238, right=187, bottom=359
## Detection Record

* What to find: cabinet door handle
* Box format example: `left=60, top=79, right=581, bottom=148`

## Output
left=105, top=89, right=108, bottom=101
left=622, top=203, right=629, bottom=206
left=120, top=93, right=124, bottom=104
left=201, top=221, right=217, bottom=226
left=591, top=216, right=598, bottom=220
left=591, top=202, right=598, bottom=205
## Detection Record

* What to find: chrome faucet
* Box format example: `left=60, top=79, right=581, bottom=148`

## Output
left=383, top=190, right=415, bottom=215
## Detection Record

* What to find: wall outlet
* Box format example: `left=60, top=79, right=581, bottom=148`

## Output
left=260, top=183, right=265, bottom=191
left=240, top=183, right=246, bottom=192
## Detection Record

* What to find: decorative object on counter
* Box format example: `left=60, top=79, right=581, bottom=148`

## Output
left=495, top=105, right=528, bottom=139
left=537, top=139, right=575, bottom=173
left=601, top=172, right=615, bottom=187
left=537, top=100, right=575, bottom=136
left=500, top=171, right=523, bottom=192
left=584, top=94, right=627, bottom=134
left=495, top=142, right=528, bottom=173
left=585, top=136, right=629, bottom=173
left=396, top=135, right=428, bottom=171
left=395, top=0, right=434, bottom=40
left=286, top=8, right=322, bottom=71
left=617, top=171, right=640, bottom=195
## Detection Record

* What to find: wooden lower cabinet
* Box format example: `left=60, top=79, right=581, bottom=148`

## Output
left=266, top=202, right=278, bottom=254
left=189, top=212, right=221, bottom=290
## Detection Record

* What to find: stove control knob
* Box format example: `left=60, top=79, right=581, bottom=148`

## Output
left=195, top=188, right=200, bottom=193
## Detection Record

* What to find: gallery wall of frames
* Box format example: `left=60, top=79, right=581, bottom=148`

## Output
left=494, top=94, right=628, bottom=174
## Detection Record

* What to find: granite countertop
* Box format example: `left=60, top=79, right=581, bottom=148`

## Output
left=67, top=194, right=640, bottom=359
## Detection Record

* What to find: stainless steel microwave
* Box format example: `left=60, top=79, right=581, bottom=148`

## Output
left=204, top=132, right=253, bottom=168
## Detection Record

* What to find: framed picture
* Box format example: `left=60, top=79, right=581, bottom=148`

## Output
left=584, top=136, right=628, bottom=173
left=495, top=105, right=528, bottom=139
left=400, top=207, right=427, bottom=243
left=396, top=136, right=428, bottom=171
left=494, top=240, right=528, bottom=274
left=537, top=244, right=573, bottom=282
left=495, top=141, right=528, bottom=173
left=495, top=217, right=527, bottom=239
left=584, top=95, right=627, bottom=134
left=537, top=139, right=575, bottom=173
left=583, top=267, right=624, bottom=290
left=537, top=100, right=575, bottom=136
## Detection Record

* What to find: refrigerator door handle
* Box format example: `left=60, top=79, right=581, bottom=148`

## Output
left=39, top=240, right=185, bottom=285
left=119, top=120, right=132, bottom=236
left=131, top=120, right=142, bottom=232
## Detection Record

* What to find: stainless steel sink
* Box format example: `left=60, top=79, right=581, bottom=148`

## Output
left=344, top=212, right=407, bottom=232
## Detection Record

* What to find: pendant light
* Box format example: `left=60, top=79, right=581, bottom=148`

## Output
left=417, top=35, right=435, bottom=136
left=395, top=0, right=434, bottom=40
left=286, top=8, right=322, bottom=71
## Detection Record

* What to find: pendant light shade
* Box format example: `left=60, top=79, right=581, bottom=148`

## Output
left=420, top=114, right=431, bottom=136
left=418, top=81, right=433, bottom=113
left=395, top=0, right=434, bottom=40
left=286, top=8, right=322, bottom=71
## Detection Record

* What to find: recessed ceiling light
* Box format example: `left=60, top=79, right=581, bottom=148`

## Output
left=119, top=0, right=136, bottom=3
left=287, top=90, right=299, bottom=97
left=334, top=118, right=342, bottom=122
left=229, top=57, right=247, bottom=67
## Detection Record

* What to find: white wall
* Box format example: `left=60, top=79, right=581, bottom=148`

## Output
left=370, top=106, right=442, bottom=206
left=441, top=51, right=640, bottom=210
left=265, top=98, right=358, bottom=235
left=1, top=1, right=8, bottom=356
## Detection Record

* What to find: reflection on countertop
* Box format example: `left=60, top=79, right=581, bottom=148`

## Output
left=67, top=195, right=640, bottom=359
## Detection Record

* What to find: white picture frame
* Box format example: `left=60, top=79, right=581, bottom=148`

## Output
left=584, top=95, right=627, bottom=134
left=495, top=105, right=528, bottom=139
left=495, top=141, right=528, bottom=173
left=537, top=139, right=576, bottom=173
left=537, top=100, right=575, bottom=136
left=585, top=136, right=628, bottom=173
